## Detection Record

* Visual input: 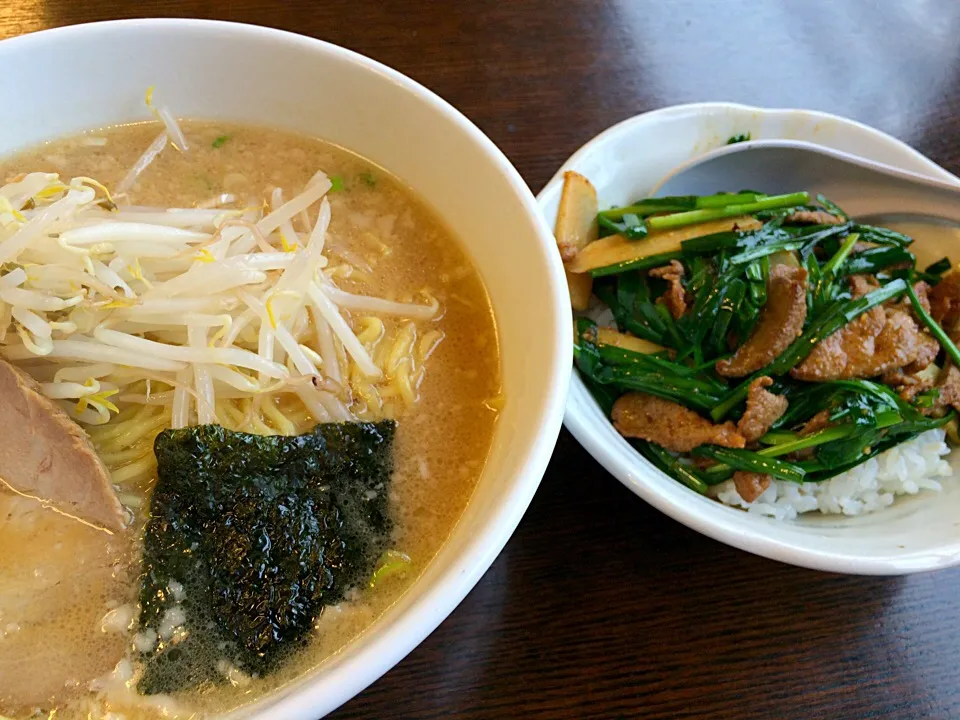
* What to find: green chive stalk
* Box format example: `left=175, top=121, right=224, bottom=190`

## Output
left=645, top=192, right=810, bottom=232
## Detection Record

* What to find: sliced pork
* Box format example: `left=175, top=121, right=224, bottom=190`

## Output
left=784, top=210, right=844, bottom=225
left=882, top=367, right=936, bottom=402
left=716, top=265, right=808, bottom=377
left=792, top=305, right=938, bottom=381
left=0, top=359, right=124, bottom=532
left=612, top=392, right=745, bottom=453
left=930, top=271, right=960, bottom=329
left=933, top=364, right=960, bottom=414
left=650, top=260, right=688, bottom=320
left=733, top=471, right=771, bottom=503
left=736, top=377, right=788, bottom=443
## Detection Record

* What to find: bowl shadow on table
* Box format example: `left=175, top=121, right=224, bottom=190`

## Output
left=332, top=430, right=960, bottom=720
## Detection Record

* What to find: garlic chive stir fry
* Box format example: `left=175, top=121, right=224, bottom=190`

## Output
left=0, top=148, right=439, bottom=486
left=555, top=170, right=960, bottom=511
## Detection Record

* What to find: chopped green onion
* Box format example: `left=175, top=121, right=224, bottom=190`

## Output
left=329, top=175, right=345, bottom=193
left=369, top=550, right=412, bottom=588
left=211, top=134, right=231, bottom=149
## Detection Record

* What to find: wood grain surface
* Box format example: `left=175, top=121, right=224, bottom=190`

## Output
left=4, top=2, right=960, bottom=718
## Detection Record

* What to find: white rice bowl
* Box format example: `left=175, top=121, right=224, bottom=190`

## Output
left=714, top=429, right=953, bottom=521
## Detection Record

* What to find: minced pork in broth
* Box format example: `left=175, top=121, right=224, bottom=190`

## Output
left=0, top=121, right=501, bottom=718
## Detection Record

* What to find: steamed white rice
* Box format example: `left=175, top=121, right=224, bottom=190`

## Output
left=713, top=428, right=952, bottom=520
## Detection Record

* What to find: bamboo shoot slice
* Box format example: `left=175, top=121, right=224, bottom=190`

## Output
left=554, top=171, right=598, bottom=310
left=596, top=327, right=665, bottom=354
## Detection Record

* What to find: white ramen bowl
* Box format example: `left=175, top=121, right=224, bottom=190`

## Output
left=538, top=103, right=960, bottom=576
left=0, top=19, right=570, bottom=719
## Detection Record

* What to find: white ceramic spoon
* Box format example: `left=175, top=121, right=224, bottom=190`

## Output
left=652, top=139, right=960, bottom=225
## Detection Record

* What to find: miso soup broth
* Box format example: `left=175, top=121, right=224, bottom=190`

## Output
left=0, top=121, right=501, bottom=718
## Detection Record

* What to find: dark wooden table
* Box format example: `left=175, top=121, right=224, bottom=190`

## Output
left=5, top=2, right=960, bottom=718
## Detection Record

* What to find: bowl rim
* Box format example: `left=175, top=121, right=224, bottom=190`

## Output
left=2, top=18, right=572, bottom=719
left=538, top=101, right=960, bottom=576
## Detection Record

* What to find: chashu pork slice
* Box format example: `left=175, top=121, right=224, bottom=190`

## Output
left=0, top=358, right=124, bottom=532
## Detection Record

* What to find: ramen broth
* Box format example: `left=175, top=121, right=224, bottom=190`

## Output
left=0, top=122, right=501, bottom=718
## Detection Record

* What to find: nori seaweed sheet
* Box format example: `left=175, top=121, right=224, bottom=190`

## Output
left=136, top=421, right=395, bottom=694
